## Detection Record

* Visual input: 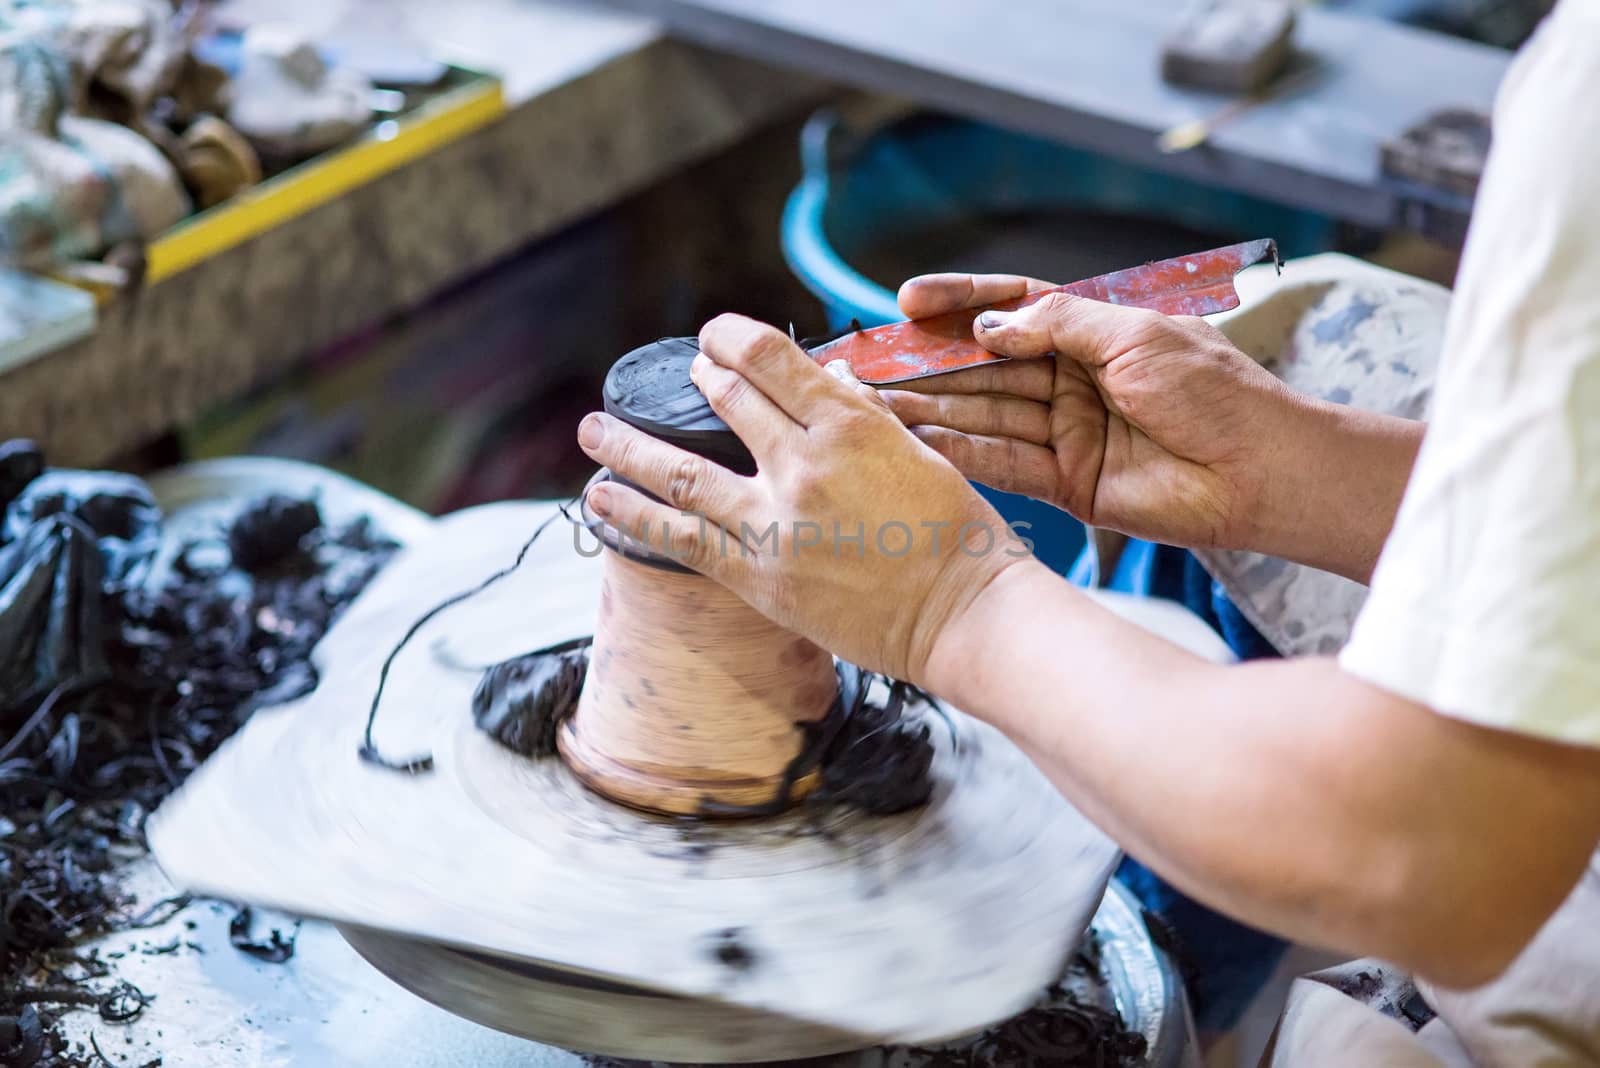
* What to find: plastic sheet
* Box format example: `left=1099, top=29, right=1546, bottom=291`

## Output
left=0, top=450, right=161, bottom=722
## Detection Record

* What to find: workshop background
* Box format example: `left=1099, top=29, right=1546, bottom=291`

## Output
left=0, top=2, right=1547, bottom=1068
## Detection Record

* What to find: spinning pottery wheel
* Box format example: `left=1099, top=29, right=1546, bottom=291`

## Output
left=147, top=342, right=1123, bottom=1062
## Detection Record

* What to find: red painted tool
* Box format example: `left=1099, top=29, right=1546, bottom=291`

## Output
left=808, top=238, right=1278, bottom=385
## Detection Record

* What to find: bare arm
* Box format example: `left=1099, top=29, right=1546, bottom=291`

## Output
left=927, top=563, right=1600, bottom=988
left=1241, top=394, right=1424, bottom=583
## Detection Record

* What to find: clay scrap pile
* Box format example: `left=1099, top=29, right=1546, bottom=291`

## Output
left=0, top=438, right=397, bottom=1068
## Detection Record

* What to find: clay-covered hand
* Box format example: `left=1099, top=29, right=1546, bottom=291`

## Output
left=886, top=274, right=1306, bottom=551
left=576, top=315, right=1038, bottom=686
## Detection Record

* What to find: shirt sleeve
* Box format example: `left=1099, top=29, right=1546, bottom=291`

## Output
left=1338, top=0, right=1600, bottom=747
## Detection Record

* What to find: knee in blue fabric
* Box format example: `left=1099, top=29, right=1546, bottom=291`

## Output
left=1116, top=856, right=1289, bottom=1032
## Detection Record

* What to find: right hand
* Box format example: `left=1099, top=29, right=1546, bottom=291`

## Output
left=580, top=314, right=1029, bottom=689
left=885, top=273, right=1306, bottom=550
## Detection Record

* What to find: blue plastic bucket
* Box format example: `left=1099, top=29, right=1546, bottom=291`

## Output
left=782, top=111, right=1337, bottom=575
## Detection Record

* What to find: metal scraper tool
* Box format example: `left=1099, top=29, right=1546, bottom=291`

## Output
left=808, top=238, right=1278, bottom=386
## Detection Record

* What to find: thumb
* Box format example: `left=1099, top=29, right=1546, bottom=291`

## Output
left=973, top=292, right=1142, bottom=366
left=825, top=358, right=893, bottom=412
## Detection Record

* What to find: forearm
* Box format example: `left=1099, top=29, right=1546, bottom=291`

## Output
left=932, top=568, right=1400, bottom=957
left=1241, top=393, right=1424, bottom=584
left=925, top=562, right=1600, bottom=985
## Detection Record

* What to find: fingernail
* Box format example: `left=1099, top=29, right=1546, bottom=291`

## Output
left=690, top=353, right=712, bottom=379
left=588, top=484, right=612, bottom=517
left=977, top=311, right=1011, bottom=330
left=578, top=414, right=604, bottom=449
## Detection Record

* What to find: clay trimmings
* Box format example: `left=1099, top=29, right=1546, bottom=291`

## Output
left=810, top=672, right=935, bottom=816
left=472, top=643, right=937, bottom=818
left=471, top=636, right=592, bottom=759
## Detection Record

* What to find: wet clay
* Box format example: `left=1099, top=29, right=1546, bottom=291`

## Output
left=472, top=636, right=593, bottom=757
left=810, top=673, right=935, bottom=816
left=472, top=643, right=937, bottom=819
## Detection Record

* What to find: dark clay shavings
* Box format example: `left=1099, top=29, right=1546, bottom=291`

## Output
left=810, top=675, right=936, bottom=816
left=0, top=444, right=397, bottom=1068
left=225, top=496, right=322, bottom=573
left=0, top=1005, right=45, bottom=1068
left=914, top=934, right=1148, bottom=1068
left=950, top=995, right=1146, bottom=1067
left=227, top=908, right=299, bottom=964
left=472, top=637, right=593, bottom=757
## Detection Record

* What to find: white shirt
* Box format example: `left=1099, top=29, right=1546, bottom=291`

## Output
left=1340, top=0, right=1600, bottom=748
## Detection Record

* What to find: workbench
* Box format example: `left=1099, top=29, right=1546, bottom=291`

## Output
left=605, top=0, right=1509, bottom=235
left=0, top=0, right=822, bottom=467
left=1, top=0, right=1509, bottom=469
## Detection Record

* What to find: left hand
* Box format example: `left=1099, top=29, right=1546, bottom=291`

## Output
left=886, top=272, right=1304, bottom=553
left=576, top=314, right=1037, bottom=686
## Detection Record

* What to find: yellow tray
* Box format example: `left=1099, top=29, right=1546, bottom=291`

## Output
left=145, top=69, right=505, bottom=284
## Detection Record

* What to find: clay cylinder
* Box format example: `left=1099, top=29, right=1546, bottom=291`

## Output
left=559, top=337, right=839, bottom=817
left=559, top=549, right=838, bottom=816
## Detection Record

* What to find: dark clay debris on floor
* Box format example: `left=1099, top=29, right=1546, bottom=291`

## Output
left=0, top=440, right=398, bottom=1068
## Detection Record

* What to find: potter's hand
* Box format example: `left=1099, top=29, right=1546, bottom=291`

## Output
left=577, top=315, right=1034, bottom=686
left=887, top=273, right=1303, bottom=551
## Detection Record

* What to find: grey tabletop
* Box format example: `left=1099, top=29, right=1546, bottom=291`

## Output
left=604, top=0, right=1510, bottom=227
